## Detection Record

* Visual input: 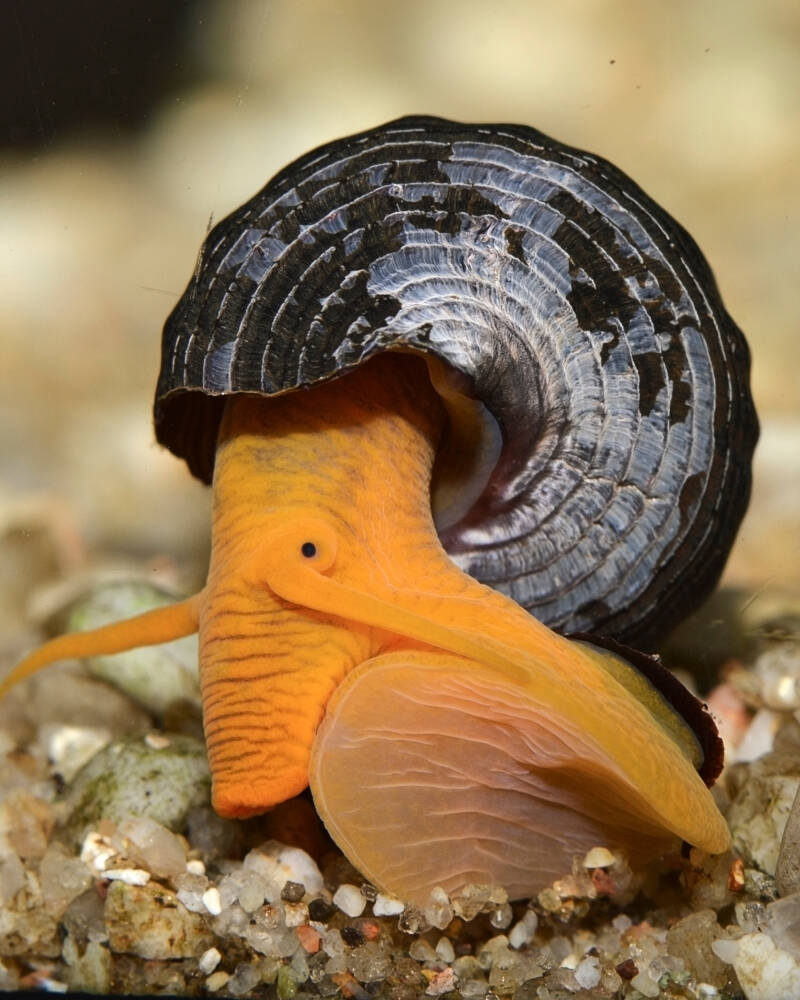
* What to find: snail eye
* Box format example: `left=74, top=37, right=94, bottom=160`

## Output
left=301, top=541, right=317, bottom=559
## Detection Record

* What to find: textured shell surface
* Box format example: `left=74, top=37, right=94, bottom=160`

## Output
left=155, top=115, right=757, bottom=648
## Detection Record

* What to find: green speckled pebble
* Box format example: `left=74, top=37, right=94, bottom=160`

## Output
left=68, top=582, right=200, bottom=713
left=276, top=964, right=298, bottom=1000
left=63, top=733, right=210, bottom=845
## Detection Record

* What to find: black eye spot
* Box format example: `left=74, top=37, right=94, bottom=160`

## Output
left=301, top=542, right=317, bottom=558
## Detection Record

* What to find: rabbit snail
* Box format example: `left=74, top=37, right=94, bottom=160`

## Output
left=3, top=116, right=757, bottom=904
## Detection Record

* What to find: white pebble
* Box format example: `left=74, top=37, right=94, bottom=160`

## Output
left=734, top=707, right=782, bottom=763
left=321, top=928, right=345, bottom=957
left=202, top=887, right=223, bottom=915
left=410, top=939, right=438, bottom=963
left=273, top=844, right=325, bottom=895
left=373, top=892, right=405, bottom=916
left=711, top=937, right=739, bottom=963
left=43, top=724, right=111, bottom=781
left=80, top=830, right=118, bottom=873
left=424, top=886, right=454, bottom=930
left=757, top=647, right=800, bottom=710
left=630, top=969, right=660, bottom=998
left=333, top=883, right=366, bottom=917
left=435, top=936, right=455, bottom=963
left=198, top=947, right=222, bottom=974
left=734, top=932, right=800, bottom=1000
left=103, top=868, right=150, bottom=885
left=574, top=956, right=601, bottom=989
left=116, top=815, right=187, bottom=879
left=583, top=846, right=615, bottom=868
left=763, top=673, right=800, bottom=709
left=186, top=858, right=206, bottom=875
left=548, top=934, right=572, bottom=963
left=32, top=978, right=67, bottom=994
left=176, top=884, right=208, bottom=913
left=508, top=910, right=538, bottom=950
left=236, top=872, right=268, bottom=912
left=243, top=842, right=324, bottom=896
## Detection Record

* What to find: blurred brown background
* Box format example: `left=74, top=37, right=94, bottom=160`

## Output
left=1, top=0, right=797, bottom=620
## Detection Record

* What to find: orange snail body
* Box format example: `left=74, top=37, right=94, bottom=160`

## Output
left=2, top=118, right=757, bottom=902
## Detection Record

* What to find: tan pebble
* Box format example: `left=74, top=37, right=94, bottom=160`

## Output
left=537, top=887, right=561, bottom=912
left=144, top=733, right=171, bottom=750
left=105, top=880, right=214, bottom=959
left=283, top=900, right=308, bottom=927
left=330, top=971, right=365, bottom=997
left=205, top=971, right=230, bottom=992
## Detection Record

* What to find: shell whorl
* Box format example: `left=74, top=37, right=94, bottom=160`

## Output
left=155, top=115, right=757, bottom=649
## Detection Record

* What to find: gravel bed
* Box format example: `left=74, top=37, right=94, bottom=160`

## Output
left=1, top=575, right=800, bottom=999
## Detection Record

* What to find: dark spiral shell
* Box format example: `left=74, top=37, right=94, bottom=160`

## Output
left=155, top=116, right=757, bottom=649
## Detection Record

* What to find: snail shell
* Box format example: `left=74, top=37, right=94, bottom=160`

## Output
left=155, top=115, right=757, bottom=649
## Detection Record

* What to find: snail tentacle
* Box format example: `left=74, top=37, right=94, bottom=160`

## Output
left=0, top=595, right=202, bottom=699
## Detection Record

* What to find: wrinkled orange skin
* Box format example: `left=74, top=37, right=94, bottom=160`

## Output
left=200, top=354, right=445, bottom=813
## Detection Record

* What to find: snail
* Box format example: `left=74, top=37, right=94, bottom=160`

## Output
left=2, top=116, right=757, bottom=904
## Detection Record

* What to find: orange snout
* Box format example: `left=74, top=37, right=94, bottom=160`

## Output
left=197, top=575, right=372, bottom=817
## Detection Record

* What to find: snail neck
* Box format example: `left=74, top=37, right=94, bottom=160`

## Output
left=211, top=353, right=449, bottom=589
